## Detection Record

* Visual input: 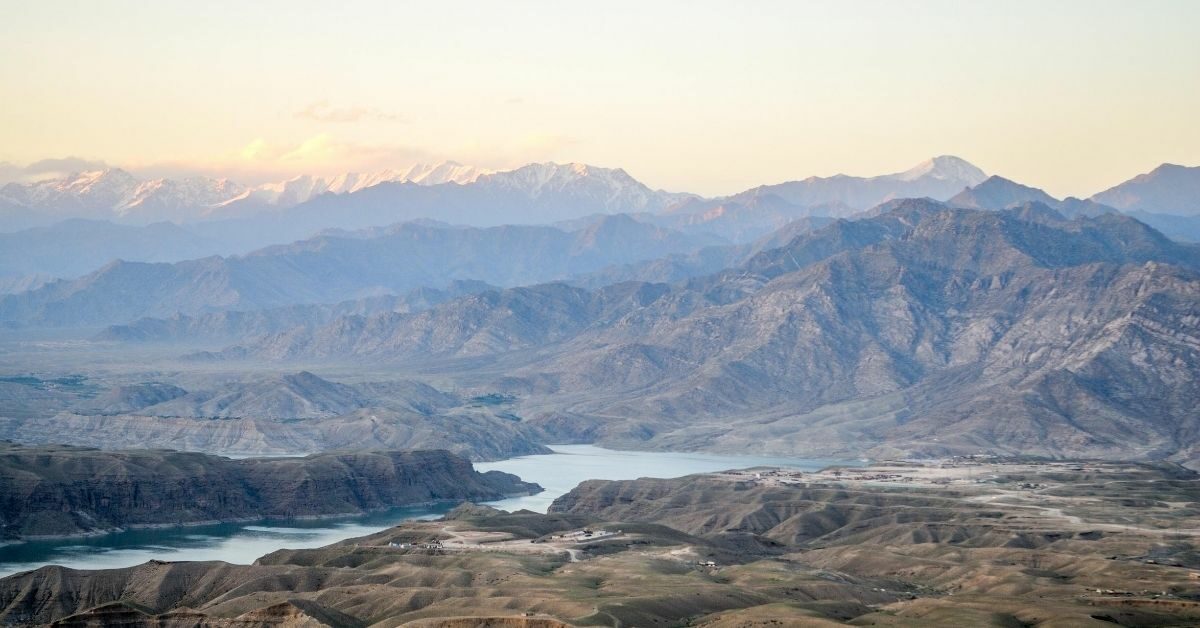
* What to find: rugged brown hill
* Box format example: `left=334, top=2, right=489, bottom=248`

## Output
left=0, top=443, right=539, bottom=539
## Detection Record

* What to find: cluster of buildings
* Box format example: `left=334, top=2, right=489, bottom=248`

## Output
left=387, top=541, right=444, bottom=550
left=547, top=528, right=621, bottom=543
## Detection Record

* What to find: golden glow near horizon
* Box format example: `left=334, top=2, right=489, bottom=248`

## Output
left=1, top=0, right=1198, bottom=197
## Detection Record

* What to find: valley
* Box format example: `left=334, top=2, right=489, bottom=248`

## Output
left=2, top=458, right=1197, bottom=626
left=2, top=178, right=1198, bottom=625
left=0, top=445, right=839, bottom=577
left=5, top=4, right=1199, bottom=625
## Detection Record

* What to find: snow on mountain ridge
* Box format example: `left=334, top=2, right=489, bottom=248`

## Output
left=2, top=156, right=988, bottom=227
left=120, top=177, right=248, bottom=216
left=218, top=161, right=494, bottom=209
left=398, top=161, right=492, bottom=186
left=0, top=168, right=141, bottom=215
left=476, top=162, right=690, bottom=213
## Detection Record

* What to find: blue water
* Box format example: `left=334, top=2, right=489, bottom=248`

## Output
left=475, top=444, right=843, bottom=512
left=0, top=445, right=843, bottom=577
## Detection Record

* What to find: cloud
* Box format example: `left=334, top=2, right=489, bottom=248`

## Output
left=516, top=133, right=581, bottom=155
left=235, top=134, right=422, bottom=166
left=280, top=134, right=339, bottom=161
left=0, top=156, right=110, bottom=184
left=131, top=135, right=439, bottom=185
left=0, top=162, right=22, bottom=184
left=24, top=156, right=108, bottom=174
left=294, top=100, right=405, bottom=123
left=239, top=139, right=269, bottom=160
left=448, top=132, right=583, bottom=171
left=4, top=131, right=581, bottom=188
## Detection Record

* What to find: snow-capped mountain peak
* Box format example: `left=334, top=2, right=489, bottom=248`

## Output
left=483, top=162, right=642, bottom=197
left=0, top=168, right=140, bottom=214
left=219, top=161, right=494, bottom=209
left=397, top=161, right=492, bottom=186
left=119, top=177, right=247, bottom=216
left=894, top=155, right=987, bottom=183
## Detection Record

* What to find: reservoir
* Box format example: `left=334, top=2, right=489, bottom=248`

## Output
left=0, top=445, right=845, bottom=577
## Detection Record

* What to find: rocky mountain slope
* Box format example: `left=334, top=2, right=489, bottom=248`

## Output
left=679, top=155, right=986, bottom=218
left=0, top=444, right=539, bottom=539
left=72, top=382, right=188, bottom=415
left=92, top=218, right=833, bottom=341
left=96, top=280, right=494, bottom=343
left=650, top=193, right=844, bottom=243
left=649, top=156, right=986, bottom=240
left=0, top=372, right=549, bottom=461
left=947, top=174, right=1200, bottom=241
left=0, top=409, right=550, bottom=462
left=139, top=371, right=367, bottom=420
left=214, top=202, right=1200, bottom=462
left=947, top=174, right=1062, bottom=210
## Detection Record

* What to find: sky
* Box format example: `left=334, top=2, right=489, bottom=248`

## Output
left=1, top=0, right=1198, bottom=197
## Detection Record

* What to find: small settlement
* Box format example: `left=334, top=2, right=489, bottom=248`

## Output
left=547, top=528, right=621, bottom=543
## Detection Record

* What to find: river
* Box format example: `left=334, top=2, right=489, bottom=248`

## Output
left=0, top=445, right=846, bottom=577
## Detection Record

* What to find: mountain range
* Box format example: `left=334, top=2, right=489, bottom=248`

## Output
left=4, top=156, right=1198, bottom=289
left=1092, top=163, right=1200, bottom=216
left=5, top=157, right=1198, bottom=233
left=0, top=161, right=686, bottom=230
left=670, top=154, right=987, bottom=220
left=2, top=155, right=1200, bottom=465
left=944, top=173, right=1200, bottom=241
left=0, top=219, right=232, bottom=284
left=0, top=215, right=721, bottom=327
left=0, top=161, right=487, bottom=228
left=0, top=371, right=551, bottom=460
left=191, top=200, right=1200, bottom=463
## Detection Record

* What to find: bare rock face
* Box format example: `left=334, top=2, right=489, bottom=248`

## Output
left=0, top=444, right=540, bottom=539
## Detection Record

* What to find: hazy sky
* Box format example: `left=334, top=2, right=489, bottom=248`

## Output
left=1, top=0, right=1198, bottom=196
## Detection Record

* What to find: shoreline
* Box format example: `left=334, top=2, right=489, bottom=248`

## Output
left=1, top=488, right=542, bottom=545
left=0, top=446, right=847, bottom=577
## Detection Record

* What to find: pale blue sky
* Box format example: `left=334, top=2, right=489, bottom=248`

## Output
left=1, top=0, right=1197, bottom=195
